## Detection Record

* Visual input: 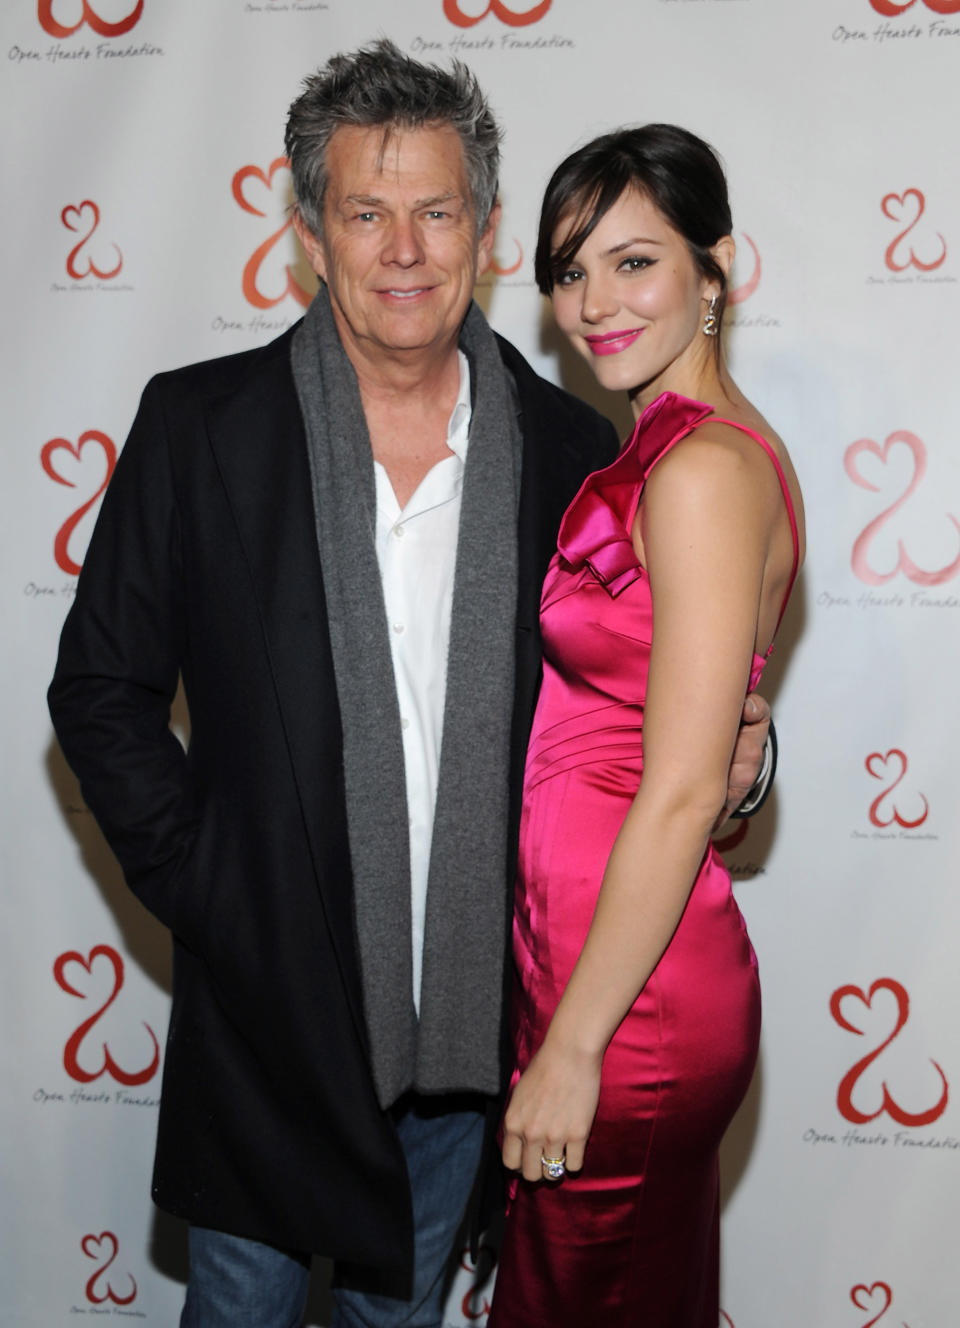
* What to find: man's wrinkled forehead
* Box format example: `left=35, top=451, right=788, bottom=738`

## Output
left=322, top=122, right=476, bottom=229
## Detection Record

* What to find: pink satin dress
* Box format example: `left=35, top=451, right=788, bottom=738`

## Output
left=489, top=392, right=800, bottom=1327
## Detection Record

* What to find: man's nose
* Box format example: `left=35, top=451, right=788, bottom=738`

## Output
left=382, top=216, right=425, bottom=267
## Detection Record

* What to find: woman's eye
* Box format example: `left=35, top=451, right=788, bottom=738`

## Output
left=555, top=269, right=583, bottom=287
left=620, top=256, right=652, bottom=272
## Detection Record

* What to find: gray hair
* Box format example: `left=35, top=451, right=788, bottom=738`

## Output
left=284, top=38, right=502, bottom=238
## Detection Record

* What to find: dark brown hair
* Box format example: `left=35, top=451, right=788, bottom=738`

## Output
left=535, top=124, right=733, bottom=327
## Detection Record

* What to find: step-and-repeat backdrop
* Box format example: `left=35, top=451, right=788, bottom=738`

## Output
left=4, top=1, right=958, bottom=1323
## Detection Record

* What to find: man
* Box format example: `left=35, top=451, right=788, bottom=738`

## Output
left=49, top=40, right=769, bottom=1327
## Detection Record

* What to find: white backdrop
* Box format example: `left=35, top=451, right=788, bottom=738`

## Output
left=4, top=1, right=959, bottom=1324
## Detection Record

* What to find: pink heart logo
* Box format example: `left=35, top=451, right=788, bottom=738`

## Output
left=490, top=238, right=523, bottom=277
left=844, top=433, right=925, bottom=495
left=844, top=430, right=960, bottom=586
left=881, top=186, right=947, bottom=272
left=727, top=232, right=761, bottom=306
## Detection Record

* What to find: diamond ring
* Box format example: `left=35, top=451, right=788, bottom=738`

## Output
left=540, top=1153, right=566, bottom=1180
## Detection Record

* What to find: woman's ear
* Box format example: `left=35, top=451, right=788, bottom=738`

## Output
left=709, top=234, right=736, bottom=287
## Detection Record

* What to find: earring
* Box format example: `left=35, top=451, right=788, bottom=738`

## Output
left=702, top=295, right=719, bottom=337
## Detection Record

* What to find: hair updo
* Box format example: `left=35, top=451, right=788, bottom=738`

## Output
left=535, top=124, right=733, bottom=328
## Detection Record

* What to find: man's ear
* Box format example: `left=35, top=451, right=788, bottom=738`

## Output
left=476, top=200, right=503, bottom=279
left=292, top=208, right=328, bottom=282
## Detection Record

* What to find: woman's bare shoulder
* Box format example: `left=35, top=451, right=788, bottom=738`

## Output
left=684, top=397, right=804, bottom=548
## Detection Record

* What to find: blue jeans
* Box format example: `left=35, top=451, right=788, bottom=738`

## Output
left=180, top=1093, right=487, bottom=1328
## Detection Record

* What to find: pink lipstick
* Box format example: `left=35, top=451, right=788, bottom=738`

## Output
left=584, top=328, right=643, bottom=356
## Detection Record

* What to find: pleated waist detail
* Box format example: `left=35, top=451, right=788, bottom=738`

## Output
left=524, top=700, right=645, bottom=793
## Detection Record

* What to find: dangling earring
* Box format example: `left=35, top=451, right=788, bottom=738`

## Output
left=702, top=295, right=719, bottom=337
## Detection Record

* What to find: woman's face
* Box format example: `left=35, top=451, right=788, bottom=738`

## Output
left=549, top=188, right=723, bottom=404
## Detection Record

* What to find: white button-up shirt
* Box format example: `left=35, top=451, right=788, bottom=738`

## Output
left=373, top=353, right=471, bottom=1012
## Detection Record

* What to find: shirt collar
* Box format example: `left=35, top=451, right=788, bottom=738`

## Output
left=446, top=351, right=471, bottom=464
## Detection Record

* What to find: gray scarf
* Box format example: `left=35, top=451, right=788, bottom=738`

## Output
left=290, top=287, right=520, bottom=1107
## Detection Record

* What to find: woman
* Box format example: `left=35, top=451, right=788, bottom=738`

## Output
left=488, top=125, right=804, bottom=1326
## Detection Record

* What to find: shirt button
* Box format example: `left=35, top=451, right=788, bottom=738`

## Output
left=393, top=623, right=405, bottom=634
left=393, top=524, right=405, bottom=538
left=401, top=717, right=410, bottom=731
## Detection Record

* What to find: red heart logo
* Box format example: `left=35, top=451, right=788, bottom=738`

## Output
left=851, top=1281, right=892, bottom=1328
left=54, top=945, right=160, bottom=1086
left=40, top=0, right=143, bottom=39
left=81, top=1229, right=138, bottom=1306
left=81, top=1231, right=118, bottom=1262
left=40, top=431, right=117, bottom=575
left=41, top=431, right=116, bottom=492
left=54, top=945, right=123, bottom=1001
left=865, top=750, right=907, bottom=783
left=830, top=978, right=907, bottom=1040
left=233, top=158, right=313, bottom=311
left=60, top=200, right=122, bottom=280
left=865, top=748, right=928, bottom=829
left=232, top=157, right=292, bottom=218
left=831, top=979, right=948, bottom=1127
left=881, top=189, right=923, bottom=228
left=61, top=200, right=99, bottom=235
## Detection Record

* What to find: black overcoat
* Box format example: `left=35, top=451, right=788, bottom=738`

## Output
left=48, top=323, right=618, bottom=1276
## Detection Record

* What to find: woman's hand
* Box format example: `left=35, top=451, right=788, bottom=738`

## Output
left=501, top=1038, right=602, bottom=1182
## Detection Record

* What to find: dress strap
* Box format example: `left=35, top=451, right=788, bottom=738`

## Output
left=708, top=417, right=800, bottom=638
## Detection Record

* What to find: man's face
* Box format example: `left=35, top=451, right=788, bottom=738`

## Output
left=295, top=122, right=499, bottom=373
